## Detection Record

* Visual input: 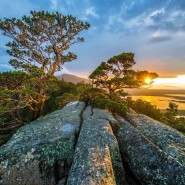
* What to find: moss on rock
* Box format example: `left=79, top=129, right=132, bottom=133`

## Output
left=67, top=107, right=125, bottom=185
left=0, top=101, right=85, bottom=185
left=117, top=116, right=185, bottom=185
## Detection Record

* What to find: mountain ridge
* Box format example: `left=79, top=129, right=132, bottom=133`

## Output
left=57, top=74, right=89, bottom=84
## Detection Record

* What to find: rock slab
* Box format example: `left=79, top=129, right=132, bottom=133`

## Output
left=117, top=116, right=185, bottom=185
left=67, top=107, right=125, bottom=185
left=0, top=101, right=85, bottom=185
left=127, top=114, right=185, bottom=165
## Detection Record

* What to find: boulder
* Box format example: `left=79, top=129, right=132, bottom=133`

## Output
left=116, top=116, right=185, bottom=185
left=0, top=101, right=85, bottom=185
left=127, top=114, right=185, bottom=165
left=1, top=101, right=185, bottom=185
left=67, top=107, right=125, bottom=185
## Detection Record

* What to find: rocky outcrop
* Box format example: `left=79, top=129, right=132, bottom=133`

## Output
left=117, top=116, right=185, bottom=185
left=0, top=101, right=185, bottom=185
left=0, top=101, right=85, bottom=185
left=126, top=114, right=185, bottom=165
left=67, top=107, right=125, bottom=185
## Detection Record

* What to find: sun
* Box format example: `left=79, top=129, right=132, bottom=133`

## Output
left=145, top=77, right=151, bottom=84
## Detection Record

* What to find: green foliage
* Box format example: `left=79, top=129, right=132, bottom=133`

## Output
left=161, top=116, right=185, bottom=135
left=0, top=11, right=90, bottom=119
left=136, top=71, right=159, bottom=86
left=0, top=72, right=91, bottom=146
left=87, top=52, right=158, bottom=118
left=0, top=129, right=18, bottom=146
left=166, top=102, right=178, bottom=118
left=160, top=102, right=178, bottom=124
left=0, top=71, right=32, bottom=124
left=80, top=88, right=128, bottom=115
left=0, top=71, right=28, bottom=90
left=89, top=53, right=158, bottom=93
left=172, top=117, right=185, bottom=134
left=127, top=98, right=185, bottom=135
left=55, top=93, right=78, bottom=109
left=42, top=80, right=91, bottom=115
left=0, top=70, right=90, bottom=125
left=127, top=98, right=162, bottom=121
left=0, top=71, right=49, bottom=147
left=159, top=102, right=185, bottom=134
left=0, top=11, right=90, bottom=75
left=0, top=133, right=12, bottom=146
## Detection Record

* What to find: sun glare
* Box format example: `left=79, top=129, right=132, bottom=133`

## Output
left=145, top=77, right=151, bottom=84
left=153, top=75, right=185, bottom=89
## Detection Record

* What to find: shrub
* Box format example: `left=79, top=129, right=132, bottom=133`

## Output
left=127, top=98, right=162, bottom=120
left=80, top=88, right=128, bottom=115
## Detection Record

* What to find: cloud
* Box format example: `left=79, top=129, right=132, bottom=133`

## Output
left=149, top=36, right=172, bottom=43
left=0, top=46, right=7, bottom=55
left=149, top=9, right=165, bottom=22
left=153, top=75, right=185, bottom=89
left=166, top=0, right=185, bottom=11
left=0, top=0, right=38, bottom=18
left=65, top=0, right=75, bottom=6
left=0, top=64, right=13, bottom=72
left=104, top=0, right=185, bottom=35
left=0, top=0, right=185, bottom=79
left=50, top=0, right=58, bottom=10
left=83, top=7, right=99, bottom=20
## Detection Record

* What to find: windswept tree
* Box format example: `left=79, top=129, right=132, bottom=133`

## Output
left=0, top=71, right=28, bottom=90
left=0, top=71, right=30, bottom=130
left=89, top=53, right=158, bottom=93
left=0, top=11, right=90, bottom=119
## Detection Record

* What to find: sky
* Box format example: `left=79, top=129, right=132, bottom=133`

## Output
left=0, top=0, right=185, bottom=89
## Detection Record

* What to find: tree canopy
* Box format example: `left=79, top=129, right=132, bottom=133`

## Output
left=0, top=11, right=90, bottom=119
left=89, top=53, right=158, bottom=93
left=0, top=11, right=90, bottom=75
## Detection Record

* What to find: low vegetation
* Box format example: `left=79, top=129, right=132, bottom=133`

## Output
left=0, top=10, right=90, bottom=120
left=128, top=98, right=185, bottom=135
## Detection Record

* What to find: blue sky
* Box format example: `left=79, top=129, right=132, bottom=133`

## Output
left=0, top=0, right=185, bottom=80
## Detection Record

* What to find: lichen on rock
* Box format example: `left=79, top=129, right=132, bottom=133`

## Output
left=0, top=101, right=85, bottom=185
left=67, top=107, right=125, bottom=185
left=127, top=114, right=185, bottom=165
left=117, top=116, right=185, bottom=185
left=0, top=101, right=185, bottom=185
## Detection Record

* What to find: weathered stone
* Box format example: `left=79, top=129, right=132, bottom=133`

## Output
left=117, top=116, right=185, bottom=185
left=67, top=107, right=125, bottom=185
left=1, top=101, right=185, bottom=185
left=0, top=101, right=85, bottom=185
left=127, top=114, right=185, bottom=165
left=127, top=108, right=137, bottom=115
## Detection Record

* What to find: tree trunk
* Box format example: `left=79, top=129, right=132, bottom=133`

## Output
left=31, top=100, right=45, bottom=121
left=31, top=82, right=46, bottom=121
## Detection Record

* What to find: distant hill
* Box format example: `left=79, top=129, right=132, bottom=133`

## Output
left=57, top=74, right=89, bottom=84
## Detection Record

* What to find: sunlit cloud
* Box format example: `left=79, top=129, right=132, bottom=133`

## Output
left=153, top=75, right=185, bottom=89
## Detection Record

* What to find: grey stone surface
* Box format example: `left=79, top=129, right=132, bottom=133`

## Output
left=117, top=116, right=185, bottom=185
left=0, top=101, right=85, bottom=185
left=127, top=108, right=137, bottom=115
left=127, top=114, right=185, bottom=165
left=1, top=101, right=184, bottom=185
left=67, top=107, right=125, bottom=185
